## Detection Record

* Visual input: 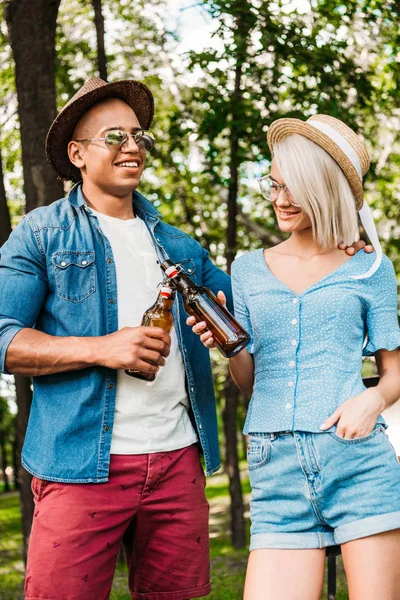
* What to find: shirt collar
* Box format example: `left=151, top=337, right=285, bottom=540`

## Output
left=67, top=182, right=163, bottom=223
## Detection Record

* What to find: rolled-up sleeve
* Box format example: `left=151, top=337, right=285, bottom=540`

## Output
left=231, top=261, right=254, bottom=354
left=0, top=216, right=48, bottom=373
left=363, top=255, right=400, bottom=356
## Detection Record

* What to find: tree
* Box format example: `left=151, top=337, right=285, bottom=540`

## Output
left=92, top=0, right=108, bottom=80
left=0, top=397, right=12, bottom=492
left=4, top=0, right=63, bottom=211
left=0, top=147, right=11, bottom=247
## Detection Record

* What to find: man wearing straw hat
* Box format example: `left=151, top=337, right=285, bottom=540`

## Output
left=0, top=80, right=371, bottom=599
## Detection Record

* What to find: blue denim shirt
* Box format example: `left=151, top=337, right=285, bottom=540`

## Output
left=0, top=183, right=232, bottom=481
left=232, top=249, right=400, bottom=434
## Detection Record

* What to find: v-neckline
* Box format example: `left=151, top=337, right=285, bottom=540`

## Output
left=259, top=248, right=356, bottom=297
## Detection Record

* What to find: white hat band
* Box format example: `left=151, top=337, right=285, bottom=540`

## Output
left=349, top=200, right=383, bottom=280
left=308, top=120, right=382, bottom=278
left=308, top=120, right=363, bottom=179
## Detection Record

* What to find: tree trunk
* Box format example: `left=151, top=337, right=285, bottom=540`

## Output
left=221, top=12, right=249, bottom=549
left=0, top=432, right=10, bottom=492
left=92, top=0, right=108, bottom=81
left=13, top=435, right=20, bottom=490
left=5, top=0, right=64, bottom=212
left=0, top=147, right=12, bottom=246
left=15, top=375, right=33, bottom=563
left=222, top=376, right=246, bottom=548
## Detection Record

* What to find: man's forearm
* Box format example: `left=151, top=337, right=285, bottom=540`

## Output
left=5, top=328, right=101, bottom=376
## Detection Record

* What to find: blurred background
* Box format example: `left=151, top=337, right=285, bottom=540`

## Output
left=0, top=0, right=399, bottom=598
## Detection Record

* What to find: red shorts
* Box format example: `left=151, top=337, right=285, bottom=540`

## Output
left=25, top=444, right=210, bottom=600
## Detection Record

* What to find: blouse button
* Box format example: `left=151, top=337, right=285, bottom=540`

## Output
left=293, top=298, right=298, bottom=304
left=289, top=360, right=295, bottom=367
left=285, top=403, right=291, bottom=410
left=291, top=340, right=297, bottom=347
left=292, top=319, right=298, bottom=325
left=288, top=381, right=294, bottom=387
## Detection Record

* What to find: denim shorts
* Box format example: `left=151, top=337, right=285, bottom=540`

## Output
left=248, top=426, right=400, bottom=550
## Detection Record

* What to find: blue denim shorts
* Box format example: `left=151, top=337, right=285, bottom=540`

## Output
left=248, top=426, right=400, bottom=550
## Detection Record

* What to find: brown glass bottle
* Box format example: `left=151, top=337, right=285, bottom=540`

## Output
left=125, top=286, right=175, bottom=381
left=161, top=260, right=250, bottom=358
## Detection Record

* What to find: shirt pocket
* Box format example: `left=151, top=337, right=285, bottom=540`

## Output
left=52, top=251, right=96, bottom=303
left=178, top=259, right=197, bottom=283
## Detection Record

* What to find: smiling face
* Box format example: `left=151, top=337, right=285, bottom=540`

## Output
left=68, top=98, right=147, bottom=197
left=270, top=158, right=312, bottom=235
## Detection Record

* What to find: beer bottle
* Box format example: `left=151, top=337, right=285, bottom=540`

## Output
left=125, top=285, right=175, bottom=381
left=161, top=260, right=250, bottom=358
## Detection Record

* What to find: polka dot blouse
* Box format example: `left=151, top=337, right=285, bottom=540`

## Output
left=231, top=249, right=400, bottom=434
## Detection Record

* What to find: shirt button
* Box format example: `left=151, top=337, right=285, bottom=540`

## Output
left=291, top=340, right=297, bottom=347
left=103, top=425, right=110, bottom=432
left=199, top=424, right=203, bottom=430
left=285, top=403, right=291, bottom=410
left=107, top=258, right=113, bottom=264
left=82, top=260, right=88, bottom=266
left=288, top=381, right=294, bottom=387
left=293, top=298, right=298, bottom=304
left=109, top=299, right=114, bottom=304
left=61, top=261, right=67, bottom=267
left=289, top=360, right=295, bottom=367
left=190, top=387, right=194, bottom=392
left=188, top=268, right=192, bottom=273
left=107, top=383, right=114, bottom=390
left=292, top=319, right=298, bottom=325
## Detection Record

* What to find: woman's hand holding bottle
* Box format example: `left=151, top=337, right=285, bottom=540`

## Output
left=186, top=291, right=227, bottom=348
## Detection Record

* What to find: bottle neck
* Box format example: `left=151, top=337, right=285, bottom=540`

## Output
left=157, top=293, right=174, bottom=309
left=171, top=271, right=196, bottom=292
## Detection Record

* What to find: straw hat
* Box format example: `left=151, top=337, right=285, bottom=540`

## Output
left=267, top=114, right=382, bottom=280
left=267, top=114, right=370, bottom=211
left=46, top=78, right=154, bottom=182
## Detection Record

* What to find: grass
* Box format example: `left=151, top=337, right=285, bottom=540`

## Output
left=0, top=474, right=349, bottom=600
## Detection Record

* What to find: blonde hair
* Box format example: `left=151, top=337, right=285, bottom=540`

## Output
left=273, top=134, right=359, bottom=248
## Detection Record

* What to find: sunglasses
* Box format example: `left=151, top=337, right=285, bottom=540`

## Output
left=75, top=129, right=155, bottom=152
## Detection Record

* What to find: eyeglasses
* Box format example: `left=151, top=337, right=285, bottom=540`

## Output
left=74, top=129, right=155, bottom=152
left=258, top=174, right=301, bottom=208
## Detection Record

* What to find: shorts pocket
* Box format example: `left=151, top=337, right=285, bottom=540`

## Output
left=53, top=251, right=96, bottom=303
left=330, top=425, right=383, bottom=445
left=247, top=438, right=271, bottom=470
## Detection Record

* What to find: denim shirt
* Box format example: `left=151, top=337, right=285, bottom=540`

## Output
left=232, top=249, right=400, bottom=434
left=0, top=184, right=232, bottom=481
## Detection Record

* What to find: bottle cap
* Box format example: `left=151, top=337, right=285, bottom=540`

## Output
left=164, top=266, right=178, bottom=278
left=160, top=286, right=173, bottom=298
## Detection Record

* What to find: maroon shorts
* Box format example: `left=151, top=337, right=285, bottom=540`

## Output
left=25, top=444, right=210, bottom=600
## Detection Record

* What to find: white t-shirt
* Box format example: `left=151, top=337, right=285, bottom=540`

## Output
left=90, top=207, right=198, bottom=454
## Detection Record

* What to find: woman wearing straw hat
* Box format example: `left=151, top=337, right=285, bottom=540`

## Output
left=188, top=115, right=400, bottom=599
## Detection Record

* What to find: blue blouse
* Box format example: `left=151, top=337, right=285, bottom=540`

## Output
left=231, top=249, right=400, bottom=434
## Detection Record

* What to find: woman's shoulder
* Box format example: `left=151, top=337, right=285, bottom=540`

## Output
left=232, top=248, right=263, bottom=275
left=350, top=250, right=396, bottom=284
